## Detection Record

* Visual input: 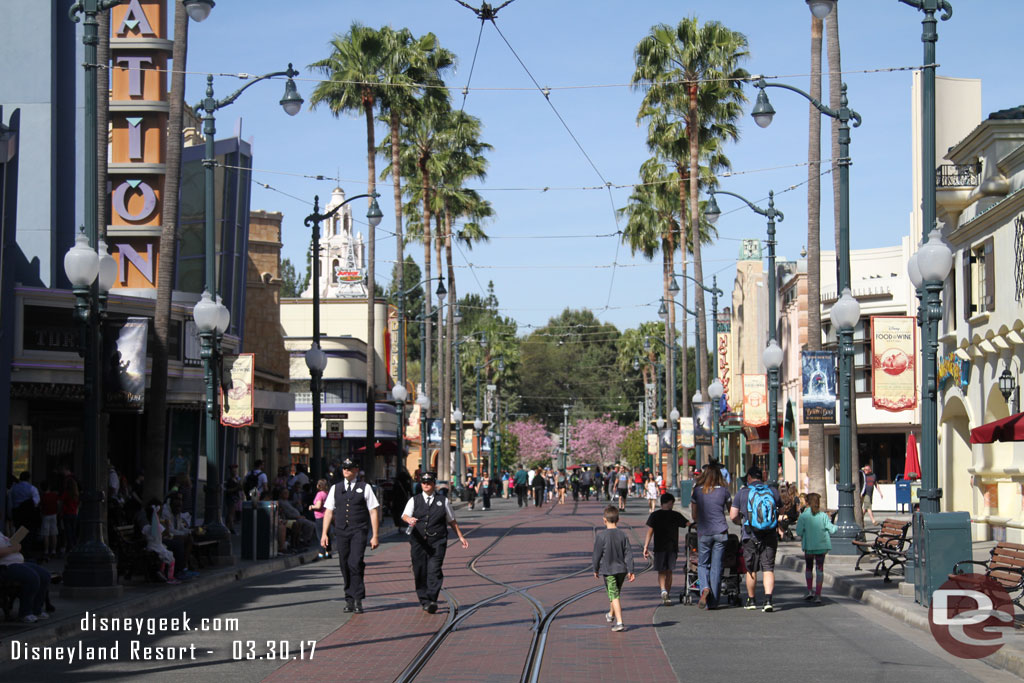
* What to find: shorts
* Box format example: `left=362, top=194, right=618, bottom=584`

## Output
left=741, top=532, right=778, bottom=573
left=617, top=488, right=628, bottom=498
left=652, top=550, right=678, bottom=572
left=861, top=494, right=873, bottom=514
left=604, top=573, right=626, bottom=601
left=41, top=514, right=58, bottom=536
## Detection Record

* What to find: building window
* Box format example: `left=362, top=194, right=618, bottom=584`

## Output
left=965, top=237, right=995, bottom=316
left=292, top=380, right=366, bottom=405
left=1015, top=214, right=1024, bottom=302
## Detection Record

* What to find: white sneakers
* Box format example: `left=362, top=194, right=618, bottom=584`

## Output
left=605, top=611, right=614, bottom=623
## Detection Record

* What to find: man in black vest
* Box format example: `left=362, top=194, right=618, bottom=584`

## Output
left=320, top=457, right=380, bottom=613
left=401, top=472, right=469, bottom=613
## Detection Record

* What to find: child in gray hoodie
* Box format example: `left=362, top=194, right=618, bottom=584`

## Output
left=593, top=506, right=636, bottom=631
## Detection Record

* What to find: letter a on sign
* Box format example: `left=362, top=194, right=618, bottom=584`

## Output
left=117, top=0, right=156, bottom=37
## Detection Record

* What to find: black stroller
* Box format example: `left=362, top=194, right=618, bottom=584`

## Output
left=681, top=525, right=742, bottom=607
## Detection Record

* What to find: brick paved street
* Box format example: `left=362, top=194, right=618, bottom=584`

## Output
left=3, top=495, right=1021, bottom=682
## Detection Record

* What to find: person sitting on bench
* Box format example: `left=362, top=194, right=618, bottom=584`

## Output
left=0, top=530, right=52, bottom=623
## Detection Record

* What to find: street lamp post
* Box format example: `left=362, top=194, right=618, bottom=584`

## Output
left=62, top=0, right=210, bottom=592
left=707, top=377, right=725, bottom=464
left=396, top=276, right=441, bottom=476
left=303, top=193, right=383, bottom=482
left=705, top=190, right=784, bottom=483
left=561, top=404, right=570, bottom=470
left=191, top=64, right=304, bottom=560
left=451, top=327, right=484, bottom=489
left=907, top=228, right=952, bottom=513
left=413, top=281, right=444, bottom=473
left=752, top=74, right=862, bottom=553
left=661, top=298, right=698, bottom=489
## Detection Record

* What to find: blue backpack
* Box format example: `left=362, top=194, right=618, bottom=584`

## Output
left=746, top=484, right=778, bottom=532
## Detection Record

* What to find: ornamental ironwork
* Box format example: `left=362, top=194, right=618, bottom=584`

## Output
left=935, top=163, right=981, bottom=188
left=1015, top=213, right=1024, bottom=302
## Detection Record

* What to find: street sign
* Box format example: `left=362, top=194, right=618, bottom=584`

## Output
left=322, top=413, right=349, bottom=420
left=326, top=420, right=344, bottom=440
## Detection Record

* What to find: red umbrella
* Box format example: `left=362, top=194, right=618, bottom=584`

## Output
left=904, top=433, right=921, bottom=480
left=971, top=413, right=1024, bottom=444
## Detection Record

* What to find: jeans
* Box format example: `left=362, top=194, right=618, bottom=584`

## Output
left=0, top=562, right=51, bottom=618
left=697, top=532, right=728, bottom=606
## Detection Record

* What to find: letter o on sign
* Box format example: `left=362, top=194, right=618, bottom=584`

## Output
left=113, top=180, right=158, bottom=222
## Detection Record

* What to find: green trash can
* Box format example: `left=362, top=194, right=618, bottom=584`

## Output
left=677, top=480, right=695, bottom=508
left=914, top=511, right=972, bottom=608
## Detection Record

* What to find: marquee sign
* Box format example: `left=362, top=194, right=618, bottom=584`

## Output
left=108, top=0, right=170, bottom=291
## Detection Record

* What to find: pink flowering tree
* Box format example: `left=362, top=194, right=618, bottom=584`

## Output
left=569, top=415, right=628, bottom=467
left=507, top=419, right=557, bottom=468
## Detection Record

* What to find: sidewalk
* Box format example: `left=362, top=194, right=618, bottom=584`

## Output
left=774, top=536, right=1024, bottom=677
left=0, top=501, right=441, bottom=666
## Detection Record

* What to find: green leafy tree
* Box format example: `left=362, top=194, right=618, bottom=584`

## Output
left=497, top=428, right=519, bottom=472
left=620, top=428, right=649, bottom=470
left=280, top=258, right=302, bottom=297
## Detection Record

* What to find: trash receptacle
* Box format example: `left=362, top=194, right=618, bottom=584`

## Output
left=677, top=480, right=695, bottom=508
left=256, top=501, right=279, bottom=560
left=914, top=511, right=972, bottom=608
left=241, top=501, right=257, bottom=560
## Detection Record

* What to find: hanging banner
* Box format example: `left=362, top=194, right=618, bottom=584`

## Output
left=871, top=316, right=917, bottom=412
left=693, top=402, right=712, bottom=445
left=742, top=374, right=768, bottom=427
left=105, top=316, right=149, bottom=411
left=220, top=353, right=255, bottom=427
left=646, top=432, right=658, bottom=456
left=426, top=419, right=442, bottom=443
left=717, top=331, right=732, bottom=409
left=679, top=417, right=694, bottom=449
left=802, top=350, right=837, bottom=424
left=387, top=305, right=399, bottom=385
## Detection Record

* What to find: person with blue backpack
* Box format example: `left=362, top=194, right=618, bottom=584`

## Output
left=729, top=465, right=782, bottom=612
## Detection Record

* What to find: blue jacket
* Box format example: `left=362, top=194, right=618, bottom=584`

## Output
left=795, top=508, right=837, bottom=554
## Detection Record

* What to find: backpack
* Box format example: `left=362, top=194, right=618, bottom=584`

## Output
left=746, top=484, right=778, bottom=532
left=243, top=470, right=260, bottom=499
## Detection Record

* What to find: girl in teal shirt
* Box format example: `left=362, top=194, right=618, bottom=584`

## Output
left=795, top=493, right=836, bottom=604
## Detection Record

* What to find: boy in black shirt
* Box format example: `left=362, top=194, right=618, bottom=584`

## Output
left=642, top=493, right=689, bottom=605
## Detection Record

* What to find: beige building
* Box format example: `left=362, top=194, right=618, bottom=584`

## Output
left=936, top=104, right=1024, bottom=542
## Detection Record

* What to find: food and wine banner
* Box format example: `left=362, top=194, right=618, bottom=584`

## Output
left=871, top=316, right=917, bottom=412
left=741, top=374, right=768, bottom=427
left=221, top=353, right=255, bottom=427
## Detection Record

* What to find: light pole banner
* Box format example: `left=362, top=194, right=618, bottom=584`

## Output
left=801, top=350, right=837, bottom=424
left=679, top=418, right=694, bottom=449
left=647, top=432, right=658, bottom=456
left=693, top=403, right=712, bottom=445
left=717, top=331, right=732, bottom=408
left=871, top=316, right=917, bottom=412
left=221, top=353, right=255, bottom=427
left=105, top=316, right=148, bottom=412
left=742, top=374, right=768, bottom=427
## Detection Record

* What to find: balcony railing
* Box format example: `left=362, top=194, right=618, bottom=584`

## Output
left=936, top=163, right=981, bottom=188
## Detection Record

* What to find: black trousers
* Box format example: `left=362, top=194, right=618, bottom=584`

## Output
left=533, top=487, right=544, bottom=507
left=481, top=489, right=491, bottom=509
left=335, top=526, right=368, bottom=602
left=410, top=535, right=447, bottom=604
left=516, top=484, right=527, bottom=507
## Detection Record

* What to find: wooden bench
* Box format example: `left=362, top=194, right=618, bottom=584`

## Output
left=950, top=541, right=1024, bottom=610
left=110, top=524, right=160, bottom=581
left=191, top=539, right=218, bottom=568
left=851, top=518, right=912, bottom=582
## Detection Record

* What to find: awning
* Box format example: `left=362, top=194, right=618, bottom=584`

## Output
left=970, top=413, right=1024, bottom=444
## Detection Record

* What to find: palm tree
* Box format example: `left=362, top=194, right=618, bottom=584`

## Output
left=145, top=1, right=190, bottom=501
left=633, top=18, right=749, bottom=414
left=806, top=13, right=826, bottom=497
left=309, top=23, right=395, bottom=461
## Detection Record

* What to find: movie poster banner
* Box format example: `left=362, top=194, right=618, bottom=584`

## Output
left=801, top=350, right=837, bottom=424
left=693, top=402, right=712, bottom=445
left=871, top=316, right=917, bottom=412
left=742, top=374, right=768, bottom=427
left=105, top=316, right=149, bottom=411
left=220, top=353, right=255, bottom=427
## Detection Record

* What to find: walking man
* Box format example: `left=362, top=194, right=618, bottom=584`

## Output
left=320, top=457, right=380, bottom=614
left=514, top=464, right=529, bottom=508
left=401, top=472, right=469, bottom=613
left=859, top=464, right=882, bottom=525
left=729, top=465, right=781, bottom=612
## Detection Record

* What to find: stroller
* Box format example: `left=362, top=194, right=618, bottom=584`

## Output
left=680, top=525, right=743, bottom=607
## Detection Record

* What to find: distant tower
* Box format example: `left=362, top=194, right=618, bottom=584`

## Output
left=301, top=187, right=368, bottom=299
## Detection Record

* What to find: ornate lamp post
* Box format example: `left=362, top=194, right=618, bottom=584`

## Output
left=707, top=377, right=725, bottom=465
left=473, top=417, right=483, bottom=478
left=303, top=192, right=383, bottom=482
left=907, top=228, right=952, bottom=513
left=830, top=288, right=862, bottom=552
left=705, top=189, right=784, bottom=483
left=752, top=73, right=862, bottom=553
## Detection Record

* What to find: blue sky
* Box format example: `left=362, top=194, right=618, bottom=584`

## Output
left=182, top=0, right=1020, bottom=339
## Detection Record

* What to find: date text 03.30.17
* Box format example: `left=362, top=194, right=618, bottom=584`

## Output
left=232, top=640, right=317, bottom=660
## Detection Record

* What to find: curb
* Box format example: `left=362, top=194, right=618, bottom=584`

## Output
left=775, top=551, right=1024, bottom=678
left=0, top=547, right=321, bottom=669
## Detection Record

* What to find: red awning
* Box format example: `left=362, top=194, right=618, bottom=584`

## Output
left=970, top=413, right=1024, bottom=444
